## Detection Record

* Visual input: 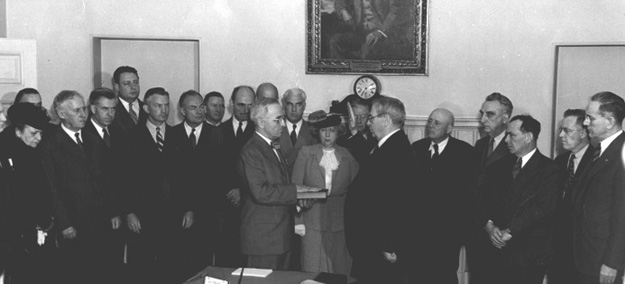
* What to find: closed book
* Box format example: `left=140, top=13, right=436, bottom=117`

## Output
left=297, top=189, right=328, bottom=199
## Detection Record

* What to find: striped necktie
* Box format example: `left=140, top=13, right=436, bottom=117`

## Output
left=129, top=102, right=138, bottom=125
left=156, top=127, right=164, bottom=152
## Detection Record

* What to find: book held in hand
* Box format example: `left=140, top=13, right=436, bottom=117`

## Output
left=297, top=189, right=329, bottom=199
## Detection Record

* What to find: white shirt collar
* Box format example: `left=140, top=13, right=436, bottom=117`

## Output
left=184, top=121, right=203, bottom=139
left=571, top=143, right=589, bottom=173
left=429, top=136, right=450, bottom=155
left=232, top=117, right=248, bottom=133
left=146, top=120, right=166, bottom=143
left=286, top=119, right=303, bottom=136
left=599, top=130, right=623, bottom=156
left=256, top=131, right=273, bottom=146
left=519, top=148, right=537, bottom=168
left=119, top=98, right=138, bottom=113
left=492, top=131, right=506, bottom=150
left=378, top=128, right=401, bottom=148
left=90, top=119, right=106, bottom=139
left=61, top=123, right=82, bottom=144
left=206, top=120, right=221, bottom=127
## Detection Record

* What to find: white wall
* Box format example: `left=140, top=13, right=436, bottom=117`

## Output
left=6, top=0, right=625, bottom=152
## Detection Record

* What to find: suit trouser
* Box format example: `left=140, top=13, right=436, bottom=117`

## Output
left=351, top=251, right=402, bottom=284
left=579, top=271, right=624, bottom=284
left=189, top=211, right=218, bottom=272
left=56, top=221, right=110, bottom=284
left=420, top=242, right=462, bottom=284
left=127, top=208, right=191, bottom=284
left=214, top=210, right=245, bottom=268
left=465, top=228, right=491, bottom=284
left=485, top=249, right=546, bottom=284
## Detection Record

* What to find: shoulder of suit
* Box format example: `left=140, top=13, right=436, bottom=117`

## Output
left=448, top=137, right=474, bottom=150
left=411, top=137, right=430, bottom=148
left=555, top=151, right=570, bottom=162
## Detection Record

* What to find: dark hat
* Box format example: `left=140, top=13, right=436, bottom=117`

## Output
left=8, top=103, right=50, bottom=130
left=309, top=110, right=342, bottom=129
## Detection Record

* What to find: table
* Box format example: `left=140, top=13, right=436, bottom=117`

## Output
left=184, top=266, right=354, bottom=284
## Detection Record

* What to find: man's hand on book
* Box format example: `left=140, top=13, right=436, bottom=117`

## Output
left=296, top=185, right=321, bottom=193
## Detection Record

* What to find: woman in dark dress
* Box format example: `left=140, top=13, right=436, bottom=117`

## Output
left=0, top=103, right=54, bottom=283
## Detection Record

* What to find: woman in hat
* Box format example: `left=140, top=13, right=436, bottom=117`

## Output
left=291, top=110, right=359, bottom=275
left=0, top=103, right=54, bottom=283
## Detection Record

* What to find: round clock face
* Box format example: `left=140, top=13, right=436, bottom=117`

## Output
left=354, top=75, right=379, bottom=99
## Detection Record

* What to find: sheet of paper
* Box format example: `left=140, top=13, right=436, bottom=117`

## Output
left=231, top=268, right=272, bottom=278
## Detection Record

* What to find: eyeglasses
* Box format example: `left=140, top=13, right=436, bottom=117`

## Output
left=367, top=114, right=385, bottom=123
left=262, top=116, right=284, bottom=125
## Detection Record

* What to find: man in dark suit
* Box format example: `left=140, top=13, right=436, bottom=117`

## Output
left=573, top=91, right=625, bottom=284
left=278, top=88, right=318, bottom=175
left=238, top=98, right=320, bottom=270
left=549, top=109, right=593, bottom=284
left=169, top=90, right=222, bottom=274
left=277, top=88, right=318, bottom=270
left=468, top=92, right=515, bottom=283
left=41, top=90, right=117, bottom=284
left=125, top=87, right=194, bottom=284
left=215, top=85, right=255, bottom=267
left=344, top=96, right=415, bottom=283
left=83, top=87, right=128, bottom=282
left=112, top=66, right=148, bottom=133
left=481, top=115, right=559, bottom=284
left=411, top=108, right=474, bottom=284
left=204, top=91, right=225, bottom=128
left=336, top=95, right=377, bottom=165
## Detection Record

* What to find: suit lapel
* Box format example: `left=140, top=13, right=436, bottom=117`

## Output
left=584, top=133, right=624, bottom=181
left=573, top=133, right=624, bottom=206
left=508, top=151, right=541, bottom=204
left=312, top=145, right=326, bottom=181
left=59, top=130, right=86, bottom=160
left=485, top=134, right=509, bottom=167
left=575, top=144, right=595, bottom=178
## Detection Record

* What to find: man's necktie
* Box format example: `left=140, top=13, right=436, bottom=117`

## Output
left=592, top=145, right=601, bottom=162
left=370, top=145, right=379, bottom=155
left=271, top=141, right=289, bottom=179
left=156, top=127, right=164, bottom=152
left=512, top=158, right=522, bottom=179
left=487, top=137, right=495, bottom=157
left=236, top=121, right=243, bottom=138
left=290, top=124, right=297, bottom=146
left=103, top=128, right=111, bottom=148
left=564, top=153, right=576, bottom=197
left=128, top=102, right=138, bottom=125
left=432, top=143, right=440, bottom=160
left=190, top=128, right=197, bottom=150
left=75, top=132, right=84, bottom=149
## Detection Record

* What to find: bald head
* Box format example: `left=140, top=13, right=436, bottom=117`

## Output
left=426, top=108, right=454, bottom=143
left=256, top=82, right=279, bottom=100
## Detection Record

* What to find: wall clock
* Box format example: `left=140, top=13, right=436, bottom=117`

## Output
left=353, top=75, right=381, bottom=100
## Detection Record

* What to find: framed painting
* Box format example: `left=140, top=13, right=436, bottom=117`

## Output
left=306, top=0, right=428, bottom=75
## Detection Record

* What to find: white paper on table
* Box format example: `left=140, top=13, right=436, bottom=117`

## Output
left=231, top=268, right=272, bottom=278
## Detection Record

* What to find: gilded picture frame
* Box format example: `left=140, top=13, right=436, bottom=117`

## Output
left=306, top=0, right=428, bottom=75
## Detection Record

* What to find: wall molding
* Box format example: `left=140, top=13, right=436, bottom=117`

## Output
left=404, top=116, right=482, bottom=145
